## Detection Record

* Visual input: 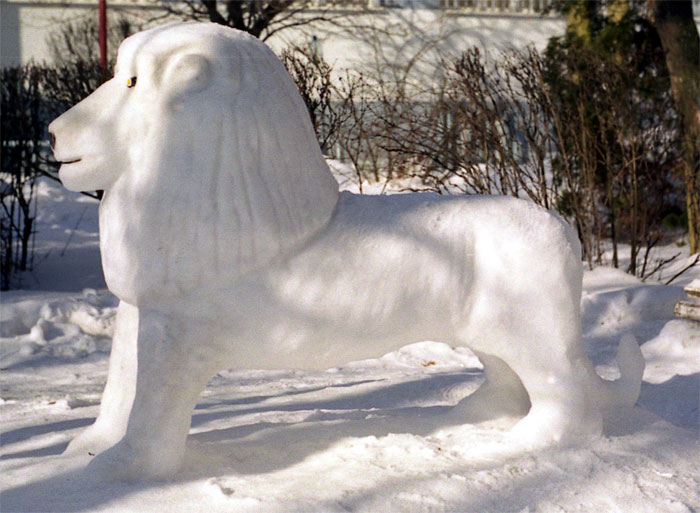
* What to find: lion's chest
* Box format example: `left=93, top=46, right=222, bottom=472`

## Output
left=98, top=186, right=190, bottom=304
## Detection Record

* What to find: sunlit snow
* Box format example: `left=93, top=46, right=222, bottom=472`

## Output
left=1, top=175, right=697, bottom=513
left=2, top=20, right=698, bottom=511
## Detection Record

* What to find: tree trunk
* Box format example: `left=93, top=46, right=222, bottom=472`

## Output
left=19, top=216, right=33, bottom=272
left=650, top=0, right=700, bottom=254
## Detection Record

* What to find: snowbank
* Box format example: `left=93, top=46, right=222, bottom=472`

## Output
left=1, top=290, right=117, bottom=370
left=1, top=179, right=698, bottom=512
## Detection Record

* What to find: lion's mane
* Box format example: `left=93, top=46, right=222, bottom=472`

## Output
left=98, top=23, right=339, bottom=304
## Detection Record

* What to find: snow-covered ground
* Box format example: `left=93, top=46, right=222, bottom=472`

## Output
left=1, top=177, right=698, bottom=513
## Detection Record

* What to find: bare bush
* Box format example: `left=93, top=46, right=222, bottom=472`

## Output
left=159, top=0, right=343, bottom=40
left=0, top=18, right=135, bottom=289
left=44, top=16, right=136, bottom=108
left=1, top=66, right=47, bottom=289
left=280, top=45, right=392, bottom=189
left=544, top=39, right=680, bottom=272
left=360, top=42, right=681, bottom=274
left=281, top=46, right=354, bottom=154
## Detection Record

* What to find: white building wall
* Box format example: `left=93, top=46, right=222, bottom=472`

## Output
left=3, top=0, right=698, bottom=71
left=1, top=0, right=163, bottom=67
left=1, top=0, right=565, bottom=69
left=271, top=9, right=565, bottom=77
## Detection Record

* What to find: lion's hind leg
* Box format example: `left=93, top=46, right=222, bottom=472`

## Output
left=492, top=313, right=604, bottom=447
left=505, top=353, right=603, bottom=448
left=460, top=262, right=602, bottom=446
left=496, top=265, right=605, bottom=447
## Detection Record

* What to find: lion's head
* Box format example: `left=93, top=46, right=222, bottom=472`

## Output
left=49, top=22, right=339, bottom=304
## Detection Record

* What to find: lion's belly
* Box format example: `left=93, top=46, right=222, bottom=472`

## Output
left=199, top=194, right=478, bottom=370
left=193, top=267, right=463, bottom=371
left=215, top=193, right=580, bottom=371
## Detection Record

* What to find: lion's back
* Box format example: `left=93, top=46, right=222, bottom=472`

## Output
left=325, top=192, right=582, bottom=298
left=280, top=192, right=580, bottom=321
left=331, top=192, right=578, bottom=258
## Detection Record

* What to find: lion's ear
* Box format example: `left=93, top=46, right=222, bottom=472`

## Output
left=163, top=53, right=213, bottom=98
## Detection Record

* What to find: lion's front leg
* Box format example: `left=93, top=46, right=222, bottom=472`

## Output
left=65, top=301, right=138, bottom=456
left=88, top=309, right=215, bottom=480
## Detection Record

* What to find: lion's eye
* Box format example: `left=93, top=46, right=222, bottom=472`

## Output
left=126, top=76, right=137, bottom=88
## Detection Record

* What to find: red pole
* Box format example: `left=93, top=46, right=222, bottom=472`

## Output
left=99, top=0, right=107, bottom=69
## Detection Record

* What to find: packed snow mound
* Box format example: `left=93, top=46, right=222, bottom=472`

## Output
left=581, top=282, right=685, bottom=334
left=642, top=320, right=700, bottom=383
left=0, top=290, right=117, bottom=368
left=344, top=341, right=482, bottom=373
left=582, top=265, right=644, bottom=293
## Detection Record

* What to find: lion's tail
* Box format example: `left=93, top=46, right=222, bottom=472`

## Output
left=592, top=334, right=645, bottom=411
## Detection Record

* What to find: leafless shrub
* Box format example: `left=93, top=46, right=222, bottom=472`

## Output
left=1, top=66, right=47, bottom=289
left=158, top=0, right=345, bottom=41
left=281, top=45, right=355, bottom=154
left=543, top=41, right=680, bottom=272
left=280, top=45, right=393, bottom=189
left=0, top=18, right=135, bottom=289
left=360, top=42, right=681, bottom=275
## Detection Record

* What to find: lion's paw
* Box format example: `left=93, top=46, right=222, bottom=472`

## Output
left=86, top=439, right=181, bottom=481
left=64, top=424, right=121, bottom=457
left=508, top=404, right=602, bottom=449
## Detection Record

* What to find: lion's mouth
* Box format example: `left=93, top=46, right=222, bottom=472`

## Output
left=60, top=158, right=82, bottom=165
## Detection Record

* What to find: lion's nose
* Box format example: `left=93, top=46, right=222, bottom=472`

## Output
left=49, top=131, right=56, bottom=151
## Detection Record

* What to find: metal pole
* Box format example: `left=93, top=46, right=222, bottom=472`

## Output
left=99, top=0, right=107, bottom=69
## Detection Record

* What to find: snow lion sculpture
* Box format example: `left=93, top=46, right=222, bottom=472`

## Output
left=49, top=22, right=644, bottom=480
